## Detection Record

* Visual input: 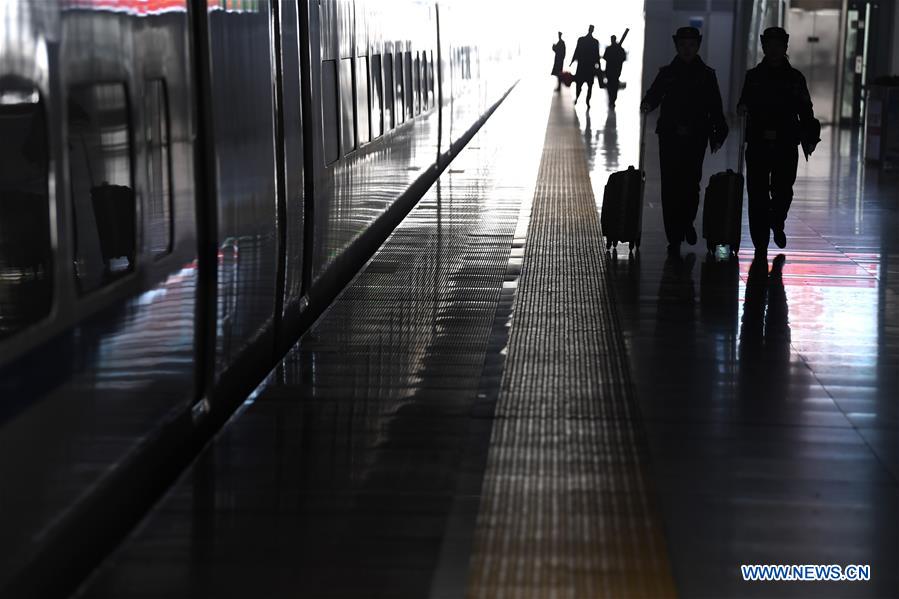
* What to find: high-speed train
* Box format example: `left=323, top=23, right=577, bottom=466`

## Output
left=0, top=0, right=522, bottom=595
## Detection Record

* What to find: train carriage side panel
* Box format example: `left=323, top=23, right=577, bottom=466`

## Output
left=0, top=1, right=201, bottom=596
left=203, top=0, right=279, bottom=383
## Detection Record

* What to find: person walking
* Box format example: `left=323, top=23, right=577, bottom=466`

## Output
left=570, top=25, right=600, bottom=108
left=602, top=32, right=627, bottom=108
left=640, top=26, right=728, bottom=254
left=551, top=32, right=566, bottom=91
left=737, top=27, right=819, bottom=252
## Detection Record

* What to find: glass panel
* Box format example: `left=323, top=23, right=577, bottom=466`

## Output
left=421, top=52, right=434, bottom=110
left=429, top=51, right=436, bottom=108
left=321, top=59, right=340, bottom=164
left=0, top=84, right=52, bottom=340
left=841, top=9, right=859, bottom=120
left=394, top=52, right=405, bottom=124
left=370, top=54, right=383, bottom=138
left=356, top=56, right=370, bottom=144
left=144, top=80, right=172, bottom=257
left=68, top=83, right=134, bottom=293
left=384, top=53, right=395, bottom=129
left=404, top=51, right=414, bottom=120
left=339, top=57, right=355, bottom=154
left=414, top=52, right=421, bottom=115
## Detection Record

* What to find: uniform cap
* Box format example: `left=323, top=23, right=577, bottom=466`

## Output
left=674, top=27, right=702, bottom=40
left=761, top=27, right=789, bottom=43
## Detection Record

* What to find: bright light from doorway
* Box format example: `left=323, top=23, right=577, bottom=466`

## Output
left=516, top=0, right=645, bottom=88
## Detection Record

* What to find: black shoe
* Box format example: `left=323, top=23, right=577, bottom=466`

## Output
left=773, top=228, right=787, bottom=248
left=685, top=226, right=697, bottom=246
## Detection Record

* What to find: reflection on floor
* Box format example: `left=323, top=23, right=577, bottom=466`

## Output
left=73, top=77, right=898, bottom=599
left=580, top=81, right=899, bottom=597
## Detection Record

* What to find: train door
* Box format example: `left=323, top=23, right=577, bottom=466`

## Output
left=194, top=0, right=281, bottom=401
left=274, top=0, right=307, bottom=349
left=787, top=2, right=842, bottom=124
left=839, top=2, right=876, bottom=126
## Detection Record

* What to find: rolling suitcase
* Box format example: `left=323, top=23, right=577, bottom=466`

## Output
left=601, top=114, right=646, bottom=251
left=702, top=117, right=745, bottom=257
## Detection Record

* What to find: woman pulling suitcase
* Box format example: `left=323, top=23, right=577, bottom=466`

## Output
left=640, top=27, right=728, bottom=256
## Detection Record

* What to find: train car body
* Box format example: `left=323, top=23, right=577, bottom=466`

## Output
left=0, top=0, right=523, bottom=596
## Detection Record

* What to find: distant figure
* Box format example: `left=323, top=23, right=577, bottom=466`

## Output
left=602, top=31, right=628, bottom=108
left=640, top=26, right=728, bottom=254
left=570, top=25, right=600, bottom=108
left=737, top=27, right=819, bottom=252
left=551, top=32, right=566, bottom=91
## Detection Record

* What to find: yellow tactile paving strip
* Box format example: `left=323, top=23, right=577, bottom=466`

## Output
left=466, top=95, right=678, bottom=599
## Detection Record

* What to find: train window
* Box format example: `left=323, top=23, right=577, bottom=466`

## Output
left=413, top=52, right=421, bottom=116
left=404, top=52, right=413, bottom=120
left=394, top=52, right=405, bottom=124
left=321, top=60, right=339, bottom=164
left=68, top=83, right=135, bottom=293
left=339, top=58, right=355, bottom=155
left=370, top=54, right=383, bottom=138
left=0, top=83, right=53, bottom=341
left=383, top=54, right=394, bottom=130
left=355, top=56, right=370, bottom=145
left=428, top=51, right=436, bottom=108
left=144, top=80, right=172, bottom=257
left=421, top=52, right=430, bottom=110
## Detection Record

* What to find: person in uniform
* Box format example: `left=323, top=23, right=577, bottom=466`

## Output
left=551, top=32, right=566, bottom=91
left=602, top=34, right=627, bottom=108
left=570, top=25, right=600, bottom=107
left=640, top=26, right=728, bottom=254
left=737, top=26, right=818, bottom=252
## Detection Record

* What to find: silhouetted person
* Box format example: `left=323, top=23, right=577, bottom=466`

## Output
left=570, top=25, right=600, bottom=108
left=641, top=27, right=728, bottom=254
left=551, top=32, right=566, bottom=91
left=737, top=27, right=818, bottom=252
left=602, top=33, right=627, bottom=108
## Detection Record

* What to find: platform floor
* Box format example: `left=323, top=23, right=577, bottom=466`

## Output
left=76, top=79, right=898, bottom=598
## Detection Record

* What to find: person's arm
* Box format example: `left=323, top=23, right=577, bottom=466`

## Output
left=708, top=70, right=728, bottom=152
left=795, top=71, right=814, bottom=123
left=736, top=71, right=751, bottom=116
left=640, top=68, right=666, bottom=113
left=795, top=71, right=819, bottom=157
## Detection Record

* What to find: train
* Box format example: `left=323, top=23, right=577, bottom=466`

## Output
left=0, top=0, right=522, bottom=596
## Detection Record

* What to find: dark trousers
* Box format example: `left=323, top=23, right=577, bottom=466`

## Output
left=745, top=142, right=798, bottom=249
left=606, top=76, right=620, bottom=105
left=659, top=133, right=706, bottom=244
left=575, top=76, right=593, bottom=105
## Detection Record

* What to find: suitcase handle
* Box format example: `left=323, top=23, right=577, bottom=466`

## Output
left=638, top=112, right=647, bottom=172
